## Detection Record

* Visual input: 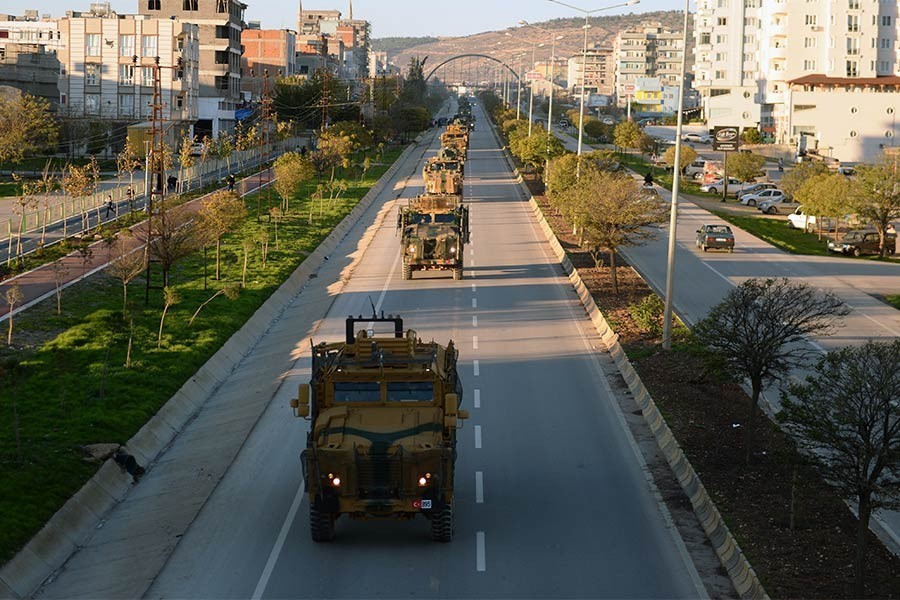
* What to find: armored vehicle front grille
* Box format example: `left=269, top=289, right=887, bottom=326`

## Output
left=356, top=455, right=402, bottom=499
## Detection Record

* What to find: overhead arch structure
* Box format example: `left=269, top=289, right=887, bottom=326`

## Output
left=424, top=54, right=520, bottom=83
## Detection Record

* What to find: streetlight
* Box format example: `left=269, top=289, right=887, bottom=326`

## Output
left=508, top=26, right=547, bottom=137
left=517, top=22, right=564, bottom=139
left=547, top=0, right=640, bottom=176
left=662, top=2, right=691, bottom=349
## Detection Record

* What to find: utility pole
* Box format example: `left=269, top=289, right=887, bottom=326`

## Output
left=145, top=56, right=165, bottom=304
left=321, top=67, right=331, bottom=131
left=257, top=69, right=273, bottom=221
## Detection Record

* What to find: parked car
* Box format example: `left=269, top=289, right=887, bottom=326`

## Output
left=558, top=118, right=570, bottom=128
left=700, top=177, right=742, bottom=195
left=736, top=182, right=777, bottom=201
left=637, top=118, right=657, bottom=126
left=741, top=188, right=786, bottom=207
left=827, top=229, right=897, bottom=256
left=682, top=132, right=712, bottom=144
left=684, top=160, right=707, bottom=179
left=787, top=206, right=837, bottom=232
left=600, top=115, right=616, bottom=125
left=188, top=142, right=207, bottom=157
left=757, top=195, right=796, bottom=214
left=696, top=224, right=735, bottom=252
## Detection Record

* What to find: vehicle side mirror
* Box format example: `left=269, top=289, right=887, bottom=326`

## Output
left=293, top=384, right=310, bottom=419
left=458, top=409, right=469, bottom=420
left=444, top=393, right=458, bottom=417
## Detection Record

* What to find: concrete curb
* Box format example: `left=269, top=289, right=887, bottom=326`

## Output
left=0, top=140, right=423, bottom=600
left=486, top=116, right=768, bottom=600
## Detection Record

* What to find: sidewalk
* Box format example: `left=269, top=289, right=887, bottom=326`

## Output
left=0, top=172, right=267, bottom=322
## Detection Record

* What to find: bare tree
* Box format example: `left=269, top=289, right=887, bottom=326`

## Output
left=177, top=135, right=196, bottom=195
left=10, top=174, right=39, bottom=259
left=269, top=206, right=283, bottom=247
left=240, top=238, right=253, bottom=286
left=694, top=278, right=850, bottom=462
left=779, top=341, right=900, bottom=598
left=107, top=232, right=146, bottom=317
left=6, top=283, right=23, bottom=346
left=195, top=191, right=247, bottom=280
left=117, top=137, right=143, bottom=211
left=61, top=158, right=100, bottom=235
left=142, top=205, right=198, bottom=288
left=157, top=286, right=180, bottom=348
left=50, top=260, right=69, bottom=315
left=256, top=228, right=270, bottom=269
left=188, top=283, right=240, bottom=326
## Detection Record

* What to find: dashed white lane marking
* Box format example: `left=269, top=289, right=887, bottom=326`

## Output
left=472, top=315, right=478, bottom=328
left=471, top=256, right=476, bottom=267
left=471, top=283, right=477, bottom=292
left=472, top=297, right=478, bottom=308
left=474, top=425, right=482, bottom=449
left=470, top=247, right=474, bottom=256
left=473, top=360, right=480, bottom=376
left=474, top=388, right=481, bottom=408
left=251, top=481, right=306, bottom=599
left=473, top=336, right=479, bottom=350
left=475, top=471, right=484, bottom=503
left=476, top=532, right=486, bottom=572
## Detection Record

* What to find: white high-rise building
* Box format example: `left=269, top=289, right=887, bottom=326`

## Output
left=693, top=0, right=899, bottom=162
left=614, top=22, right=692, bottom=107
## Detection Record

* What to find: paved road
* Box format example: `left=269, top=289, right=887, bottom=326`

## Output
left=36, top=103, right=705, bottom=597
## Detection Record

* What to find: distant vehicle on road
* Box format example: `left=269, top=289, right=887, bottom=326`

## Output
left=600, top=115, right=616, bottom=125
left=741, top=188, right=785, bottom=207
left=696, top=224, right=735, bottom=252
left=736, top=182, right=777, bottom=201
left=637, top=118, right=657, bottom=126
left=558, top=118, right=570, bottom=128
left=700, top=177, right=742, bottom=195
left=682, top=132, right=711, bottom=144
left=827, top=229, right=896, bottom=256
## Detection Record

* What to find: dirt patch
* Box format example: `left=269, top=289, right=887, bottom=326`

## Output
left=523, top=172, right=900, bottom=599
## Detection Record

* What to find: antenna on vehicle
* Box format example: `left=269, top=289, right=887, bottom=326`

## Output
left=368, top=296, right=377, bottom=319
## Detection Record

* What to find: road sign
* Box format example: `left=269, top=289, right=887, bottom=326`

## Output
left=525, top=71, right=544, bottom=81
left=713, top=126, right=740, bottom=152
left=623, top=83, right=636, bottom=94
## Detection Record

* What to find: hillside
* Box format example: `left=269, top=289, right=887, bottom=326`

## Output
left=383, top=11, right=686, bottom=75
left=371, top=37, right=440, bottom=55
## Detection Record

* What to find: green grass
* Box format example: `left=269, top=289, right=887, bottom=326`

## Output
left=0, top=182, right=21, bottom=198
left=886, top=295, right=900, bottom=310
left=0, top=148, right=403, bottom=563
left=617, top=153, right=723, bottom=199
left=1, top=158, right=117, bottom=173
left=711, top=211, right=831, bottom=256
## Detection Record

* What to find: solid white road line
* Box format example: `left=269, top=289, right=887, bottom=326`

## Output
left=251, top=481, right=306, bottom=600
left=474, top=425, right=482, bottom=449
left=472, top=315, right=478, bottom=328
left=474, top=388, right=481, bottom=408
left=475, top=471, right=484, bottom=504
left=473, top=360, right=480, bottom=376
left=473, top=336, right=479, bottom=349
left=476, top=532, right=486, bottom=572
left=472, top=297, right=478, bottom=308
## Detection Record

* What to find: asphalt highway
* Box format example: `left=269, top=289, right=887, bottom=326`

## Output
left=141, top=103, right=704, bottom=598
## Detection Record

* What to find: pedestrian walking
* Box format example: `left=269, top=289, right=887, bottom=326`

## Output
left=104, top=195, right=114, bottom=218
left=226, top=174, right=236, bottom=191
left=778, top=157, right=784, bottom=172
left=643, top=171, right=654, bottom=186
left=126, top=186, right=135, bottom=211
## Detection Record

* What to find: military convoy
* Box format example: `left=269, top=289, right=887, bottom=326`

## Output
left=291, top=314, right=468, bottom=542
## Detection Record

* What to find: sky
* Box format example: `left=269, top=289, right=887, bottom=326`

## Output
left=2, top=0, right=680, bottom=37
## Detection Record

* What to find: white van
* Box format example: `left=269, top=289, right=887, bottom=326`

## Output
left=788, top=206, right=836, bottom=232
left=684, top=160, right=706, bottom=179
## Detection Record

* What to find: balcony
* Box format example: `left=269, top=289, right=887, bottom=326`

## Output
left=770, top=20, right=787, bottom=36
left=769, top=45, right=788, bottom=59
left=770, top=0, right=787, bottom=15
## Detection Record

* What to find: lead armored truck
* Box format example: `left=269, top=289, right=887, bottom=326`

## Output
left=291, top=314, right=467, bottom=542
left=398, top=194, right=470, bottom=280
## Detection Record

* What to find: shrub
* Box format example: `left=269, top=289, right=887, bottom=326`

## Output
left=629, top=293, right=665, bottom=335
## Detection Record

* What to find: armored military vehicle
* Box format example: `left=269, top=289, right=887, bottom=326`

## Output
left=440, top=126, right=469, bottom=158
left=398, top=194, right=469, bottom=280
left=291, top=314, right=468, bottom=542
left=423, top=154, right=464, bottom=195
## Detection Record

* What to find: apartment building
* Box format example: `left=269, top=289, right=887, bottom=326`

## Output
left=567, top=45, right=615, bottom=101
left=0, top=12, right=63, bottom=52
left=295, top=6, right=370, bottom=80
left=140, top=0, right=246, bottom=137
left=241, top=25, right=296, bottom=99
left=0, top=12, right=63, bottom=104
left=614, top=23, right=692, bottom=107
left=693, top=0, right=899, bottom=161
left=57, top=8, right=199, bottom=125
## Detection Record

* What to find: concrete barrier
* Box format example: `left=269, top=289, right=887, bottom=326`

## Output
left=484, top=115, right=768, bottom=600
left=0, top=139, right=424, bottom=600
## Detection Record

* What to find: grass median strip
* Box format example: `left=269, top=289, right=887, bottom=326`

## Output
left=712, top=211, right=831, bottom=256
left=0, top=148, right=402, bottom=564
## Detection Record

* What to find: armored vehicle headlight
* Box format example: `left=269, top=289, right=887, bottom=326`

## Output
left=418, top=473, right=432, bottom=487
left=327, top=473, right=342, bottom=487
left=407, top=244, right=416, bottom=255
left=449, top=245, right=456, bottom=254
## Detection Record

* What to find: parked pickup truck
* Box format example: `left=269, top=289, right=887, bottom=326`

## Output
left=787, top=206, right=837, bottom=232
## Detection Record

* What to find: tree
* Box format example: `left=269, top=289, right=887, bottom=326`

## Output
left=780, top=160, right=830, bottom=198
left=741, top=128, right=762, bottom=144
left=726, top=151, right=766, bottom=182
left=850, top=154, right=900, bottom=258
left=144, top=205, right=198, bottom=288
left=107, top=232, right=146, bottom=317
left=157, top=286, right=180, bottom=348
left=61, top=158, right=100, bottom=235
left=0, top=92, right=59, bottom=165
left=314, top=131, right=353, bottom=184
left=177, top=135, right=196, bottom=194
left=189, top=283, right=240, bottom=326
left=5, top=284, right=23, bottom=346
left=793, top=172, right=852, bottom=237
left=561, top=170, right=667, bottom=294
left=10, top=174, right=39, bottom=260
left=196, top=191, right=248, bottom=280
left=584, top=119, right=613, bottom=143
left=117, top=138, right=143, bottom=211
left=613, top=121, right=643, bottom=152
left=240, top=238, right=253, bottom=286
left=509, top=130, right=565, bottom=174
left=779, top=341, right=900, bottom=598
left=662, top=145, right=698, bottom=180
left=273, top=152, right=315, bottom=213
left=50, top=261, right=68, bottom=315
left=694, top=278, right=850, bottom=462
left=328, top=121, right=373, bottom=154
left=214, top=131, right=234, bottom=173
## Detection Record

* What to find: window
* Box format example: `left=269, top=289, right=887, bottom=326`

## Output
left=118, top=94, right=133, bottom=116
left=846, top=60, right=858, bottom=76
left=715, top=52, right=726, bottom=61
left=141, top=66, right=154, bottom=86
left=715, top=70, right=726, bottom=79
left=217, top=0, right=228, bottom=13
left=84, top=94, right=99, bottom=114
left=387, top=382, right=434, bottom=403
left=850, top=106, right=859, bottom=114
left=881, top=38, right=891, bottom=49
left=879, top=60, right=890, bottom=71
left=147, top=0, right=160, bottom=8
left=215, top=25, right=229, bottom=39
left=183, top=0, right=198, bottom=8
left=882, top=16, right=892, bottom=27
left=848, top=0, right=860, bottom=8
left=804, top=37, right=817, bottom=48
left=119, top=64, right=134, bottom=85
left=119, top=34, right=134, bottom=57
left=847, top=37, right=859, bottom=55
left=805, top=15, right=817, bottom=26
left=85, top=33, right=100, bottom=56
left=803, top=59, right=817, bottom=70
left=717, top=17, right=727, bottom=26
left=849, top=130, right=858, bottom=137
left=84, top=63, right=99, bottom=86
left=333, top=382, right=380, bottom=403
left=141, top=35, right=157, bottom=58
left=847, top=15, right=859, bottom=32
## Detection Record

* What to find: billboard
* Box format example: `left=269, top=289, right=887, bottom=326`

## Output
left=713, top=126, right=740, bottom=152
left=525, top=71, right=545, bottom=81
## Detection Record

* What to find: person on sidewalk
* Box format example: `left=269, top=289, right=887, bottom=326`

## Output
left=226, top=174, right=236, bottom=191
left=104, top=195, right=114, bottom=218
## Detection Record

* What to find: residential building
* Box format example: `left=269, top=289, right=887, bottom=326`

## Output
left=139, top=0, right=246, bottom=137
left=241, top=26, right=297, bottom=99
left=297, top=8, right=341, bottom=36
left=693, top=0, right=899, bottom=161
left=337, top=18, right=370, bottom=80
left=614, top=22, right=692, bottom=107
left=0, top=43, right=61, bottom=106
left=534, top=57, right=568, bottom=88
left=56, top=8, right=199, bottom=126
left=0, top=12, right=63, bottom=52
left=567, top=45, right=615, bottom=101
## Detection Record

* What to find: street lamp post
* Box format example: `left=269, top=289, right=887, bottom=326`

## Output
left=662, top=2, right=691, bottom=349
left=548, top=0, right=640, bottom=176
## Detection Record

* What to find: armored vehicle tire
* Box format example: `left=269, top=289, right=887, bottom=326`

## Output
left=310, top=507, right=335, bottom=542
left=431, top=503, right=454, bottom=542
left=453, top=268, right=463, bottom=281
left=402, top=263, right=412, bottom=280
